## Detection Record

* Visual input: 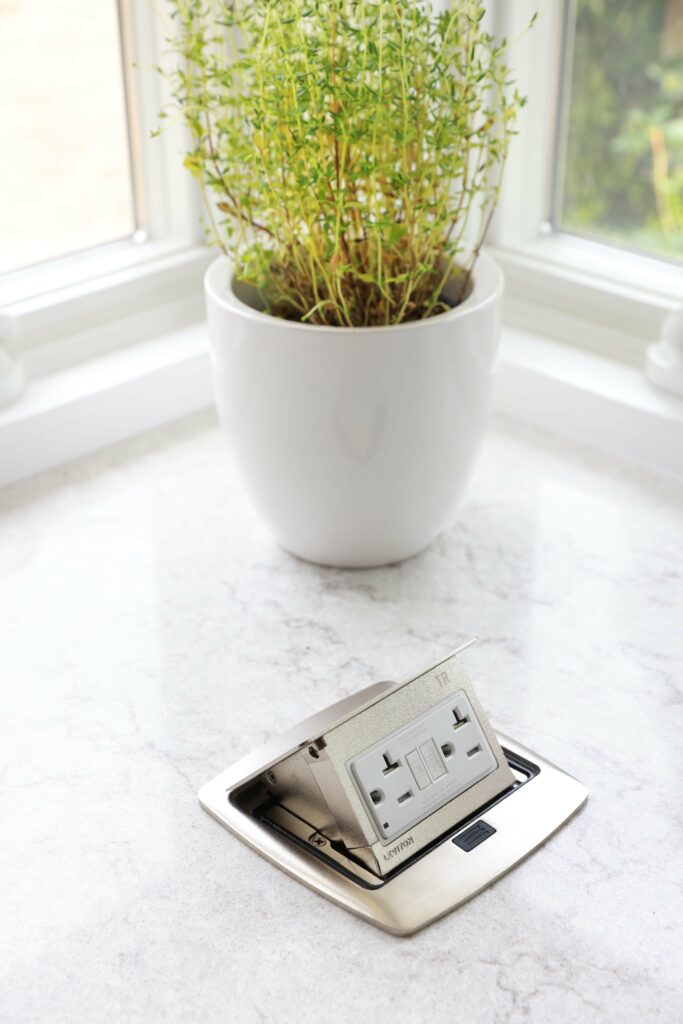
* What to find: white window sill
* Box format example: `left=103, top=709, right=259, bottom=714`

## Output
left=0, top=323, right=211, bottom=488
left=1, top=320, right=682, bottom=489
left=495, top=329, right=683, bottom=478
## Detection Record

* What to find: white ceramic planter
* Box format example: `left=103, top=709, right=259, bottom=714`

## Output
left=205, top=253, right=503, bottom=567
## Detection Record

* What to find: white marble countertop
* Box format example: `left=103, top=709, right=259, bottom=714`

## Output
left=1, top=411, right=682, bottom=1023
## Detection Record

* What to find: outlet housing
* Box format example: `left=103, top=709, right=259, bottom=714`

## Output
left=254, top=643, right=515, bottom=876
left=198, top=640, right=588, bottom=934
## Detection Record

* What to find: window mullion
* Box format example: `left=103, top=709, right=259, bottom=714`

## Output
left=118, top=1, right=203, bottom=245
left=489, top=0, right=567, bottom=248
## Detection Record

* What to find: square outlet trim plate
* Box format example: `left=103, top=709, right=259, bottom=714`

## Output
left=349, top=691, right=496, bottom=844
left=199, top=642, right=588, bottom=935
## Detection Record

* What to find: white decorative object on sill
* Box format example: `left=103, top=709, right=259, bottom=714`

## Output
left=646, top=307, right=683, bottom=398
left=0, top=315, right=23, bottom=408
left=205, top=253, right=503, bottom=568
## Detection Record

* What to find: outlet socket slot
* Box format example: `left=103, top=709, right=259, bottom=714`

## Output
left=251, top=747, right=539, bottom=889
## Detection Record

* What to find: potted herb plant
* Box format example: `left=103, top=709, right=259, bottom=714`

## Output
left=164, top=0, right=526, bottom=567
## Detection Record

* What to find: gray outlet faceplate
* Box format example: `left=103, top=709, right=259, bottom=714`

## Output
left=347, top=690, right=497, bottom=844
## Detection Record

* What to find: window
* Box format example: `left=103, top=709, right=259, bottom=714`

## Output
left=488, top=0, right=683, bottom=367
left=0, top=0, right=138, bottom=274
left=0, top=1, right=207, bottom=356
left=556, top=0, right=683, bottom=265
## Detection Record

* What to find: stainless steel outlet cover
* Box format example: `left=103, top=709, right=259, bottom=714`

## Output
left=199, top=682, right=587, bottom=936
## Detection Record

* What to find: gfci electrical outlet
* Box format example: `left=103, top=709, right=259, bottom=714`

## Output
left=349, top=691, right=497, bottom=843
left=199, top=640, right=588, bottom=935
left=255, top=642, right=515, bottom=877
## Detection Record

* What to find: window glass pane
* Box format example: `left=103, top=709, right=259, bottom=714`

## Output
left=0, top=0, right=136, bottom=274
left=556, top=0, right=683, bottom=262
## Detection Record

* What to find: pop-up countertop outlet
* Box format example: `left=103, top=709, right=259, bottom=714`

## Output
left=199, top=641, right=587, bottom=934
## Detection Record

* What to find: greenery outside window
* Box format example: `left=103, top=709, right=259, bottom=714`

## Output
left=557, top=0, right=683, bottom=265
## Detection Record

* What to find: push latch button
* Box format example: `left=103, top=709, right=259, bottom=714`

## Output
left=453, top=819, right=496, bottom=852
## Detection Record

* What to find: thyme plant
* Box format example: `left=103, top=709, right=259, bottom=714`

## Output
left=163, top=0, right=527, bottom=326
